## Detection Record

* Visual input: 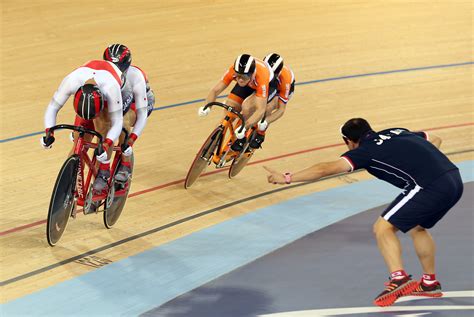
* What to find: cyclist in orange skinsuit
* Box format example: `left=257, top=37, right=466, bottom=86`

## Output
left=252, top=53, right=296, bottom=147
left=199, top=54, right=277, bottom=151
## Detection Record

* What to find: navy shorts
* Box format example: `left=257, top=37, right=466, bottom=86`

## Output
left=381, top=169, right=463, bottom=233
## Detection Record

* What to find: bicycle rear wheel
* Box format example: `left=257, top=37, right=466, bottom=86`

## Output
left=46, top=155, right=79, bottom=246
left=229, top=130, right=257, bottom=178
left=103, top=154, right=134, bottom=229
left=184, top=127, right=222, bottom=188
left=229, top=150, right=254, bottom=178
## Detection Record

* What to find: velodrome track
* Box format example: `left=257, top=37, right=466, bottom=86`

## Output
left=1, top=1, right=472, bottom=315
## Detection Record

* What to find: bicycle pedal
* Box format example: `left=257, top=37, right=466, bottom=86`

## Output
left=212, top=155, right=221, bottom=165
left=216, top=161, right=230, bottom=169
left=83, top=201, right=98, bottom=215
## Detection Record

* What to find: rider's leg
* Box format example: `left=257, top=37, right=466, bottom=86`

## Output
left=69, top=115, right=94, bottom=157
left=121, top=110, right=135, bottom=162
left=249, top=78, right=278, bottom=148
left=91, top=111, right=112, bottom=191
left=115, top=110, right=136, bottom=182
left=248, top=97, right=275, bottom=149
left=226, top=85, right=254, bottom=151
left=241, top=94, right=257, bottom=120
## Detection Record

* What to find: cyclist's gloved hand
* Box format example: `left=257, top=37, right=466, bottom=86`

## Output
left=198, top=106, right=211, bottom=117
left=122, top=145, right=133, bottom=157
left=121, top=133, right=137, bottom=157
left=41, top=129, right=55, bottom=149
left=258, top=119, right=268, bottom=131
left=95, top=138, right=113, bottom=163
left=235, top=126, right=247, bottom=139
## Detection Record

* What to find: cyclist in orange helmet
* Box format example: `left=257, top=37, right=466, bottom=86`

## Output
left=199, top=54, right=278, bottom=151
left=243, top=53, right=296, bottom=149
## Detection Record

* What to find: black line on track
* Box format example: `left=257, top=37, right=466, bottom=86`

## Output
left=1, top=148, right=472, bottom=287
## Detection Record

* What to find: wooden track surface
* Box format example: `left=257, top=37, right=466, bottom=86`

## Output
left=0, top=0, right=472, bottom=303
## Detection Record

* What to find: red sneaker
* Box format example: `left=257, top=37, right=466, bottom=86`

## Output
left=373, top=275, right=418, bottom=307
left=412, top=280, right=443, bottom=297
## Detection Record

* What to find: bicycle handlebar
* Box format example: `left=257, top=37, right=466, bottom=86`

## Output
left=47, top=124, right=104, bottom=147
left=203, top=102, right=246, bottom=133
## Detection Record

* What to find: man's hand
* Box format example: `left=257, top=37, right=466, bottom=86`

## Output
left=263, top=166, right=286, bottom=184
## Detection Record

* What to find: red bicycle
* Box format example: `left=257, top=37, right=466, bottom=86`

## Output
left=46, top=124, right=133, bottom=246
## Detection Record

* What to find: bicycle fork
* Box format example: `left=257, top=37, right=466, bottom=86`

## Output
left=215, top=142, right=233, bottom=168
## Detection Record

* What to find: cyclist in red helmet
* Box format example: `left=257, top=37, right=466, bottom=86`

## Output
left=199, top=54, right=278, bottom=151
left=42, top=59, right=125, bottom=192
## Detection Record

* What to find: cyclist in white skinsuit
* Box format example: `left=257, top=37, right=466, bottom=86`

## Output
left=114, top=64, right=155, bottom=181
left=42, top=59, right=124, bottom=192
left=103, top=44, right=155, bottom=182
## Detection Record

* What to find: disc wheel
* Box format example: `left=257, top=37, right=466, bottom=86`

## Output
left=46, top=155, right=79, bottom=246
left=229, top=130, right=257, bottom=178
left=103, top=154, right=134, bottom=228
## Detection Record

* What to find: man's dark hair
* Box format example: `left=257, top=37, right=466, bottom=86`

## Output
left=341, top=118, right=374, bottom=142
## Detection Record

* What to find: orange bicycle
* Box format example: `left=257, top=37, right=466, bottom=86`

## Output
left=185, top=101, right=260, bottom=188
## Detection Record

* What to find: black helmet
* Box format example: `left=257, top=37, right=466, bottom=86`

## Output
left=234, top=54, right=256, bottom=76
left=103, top=44, right=132, bottom=73
left=73, top=84, right=104, bottom=120
left=263, top=53, right=284, bottom=77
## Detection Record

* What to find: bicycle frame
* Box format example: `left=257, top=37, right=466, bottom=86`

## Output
left=48, top=124, right=129, bottom=206
left=214, top=113, right=239, bottom=160
left=202, top=102, right=246, bottom=166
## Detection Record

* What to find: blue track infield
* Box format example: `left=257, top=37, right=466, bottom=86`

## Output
left=2, top=160, right=472, bottom=316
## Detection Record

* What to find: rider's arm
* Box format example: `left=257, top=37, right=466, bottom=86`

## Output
left=130, top=108, right=147, bottom=142
left=266, top=100, right=287, bottom=124
left=129, top=73, right=148, bottom=141
left=104, top=84, right=124, bottom=144
left=44, top=74, right=79, bottom=130
left=245, top=96, right=267, bottom=129
left=205, top=67, right=234, bottom=104
left=205, top=80, right=228, bottom=104
left=44, top=99, right=63, bottom=131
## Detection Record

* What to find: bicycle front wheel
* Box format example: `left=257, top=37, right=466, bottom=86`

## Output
left=104, top=154, right=134, bottom=229
left=184, top=127, right=222, bottom=189
left=46, top=155, right=79, bottom=246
